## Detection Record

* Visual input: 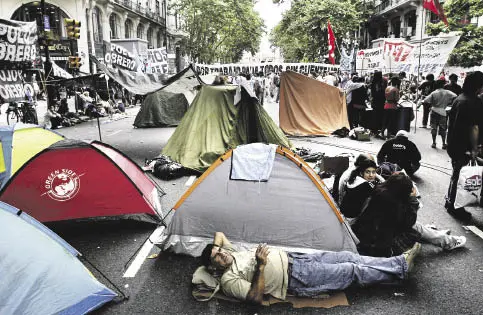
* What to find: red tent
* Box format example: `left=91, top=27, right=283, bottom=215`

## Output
left=0, top=140, right=163, bottom=223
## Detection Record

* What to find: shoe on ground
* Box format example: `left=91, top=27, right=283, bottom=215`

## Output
left=447, top=206, right=472, bottom=220
left=445, top=236, right=467, bottom=251
left=431, top=143, right=437, bottom=148
left=403, top=242, right=421, bottom=275
left=442, top=144, right=448, bottom=150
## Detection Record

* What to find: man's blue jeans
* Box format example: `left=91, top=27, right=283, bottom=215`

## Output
left=287, top=251, right=407, bottom=297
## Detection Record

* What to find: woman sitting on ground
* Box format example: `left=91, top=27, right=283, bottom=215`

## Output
left=340, top=159, right=383, bottom=219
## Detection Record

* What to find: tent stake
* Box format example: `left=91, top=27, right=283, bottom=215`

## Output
left=96, top=116, right=102, bottom=141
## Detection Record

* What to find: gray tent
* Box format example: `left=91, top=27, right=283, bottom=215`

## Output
left=0, top=201, right=117, bottom=314
left=133, top=65, right=206, bottom=127
left=156, top=145, right=358, bottom=256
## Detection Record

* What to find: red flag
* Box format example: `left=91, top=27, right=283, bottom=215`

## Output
left=423, top=0, right=449, bottom=26
left=327, top=21, right=336, bottom=65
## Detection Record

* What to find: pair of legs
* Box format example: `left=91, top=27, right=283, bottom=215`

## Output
left=413, top=222, right=463, bottom=250
left=446, top=157, right=474, bottom=218
left=381, top=109, right=398, bottom=137
left=421, top=103, right=431, bottom=127
left=430, top=111, right=447, bottom=148
left=287, top=251, right=407, bottom=296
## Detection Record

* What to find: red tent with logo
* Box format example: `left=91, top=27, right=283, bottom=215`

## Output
left=0, top=139, right=164, bottom=223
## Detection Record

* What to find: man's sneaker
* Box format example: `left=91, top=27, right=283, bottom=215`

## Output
left=442, top=144, right=448, bottom=150
left=403, top=242, right=421, bottom=275
left=445, top=236, right=467, bottom=251
left=431, top=143, right=437, bottom=148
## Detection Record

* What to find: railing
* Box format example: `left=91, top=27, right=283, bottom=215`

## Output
left=111, top=0, right=166, bottom=26
left=374, top=0, right=412, bottom=14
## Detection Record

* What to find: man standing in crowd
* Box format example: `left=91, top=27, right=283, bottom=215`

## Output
left=418, top=74, right=436, bottom=128
left=423, top=79, right=457, bottom=149
left=445, top=71, right=483, bottom=220
left=444, top=74, right=462, bottom=96
left=377, top=130, right=421, bottom=176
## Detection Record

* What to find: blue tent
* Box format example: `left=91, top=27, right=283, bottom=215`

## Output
left=0, top=201, right=117, bottom=314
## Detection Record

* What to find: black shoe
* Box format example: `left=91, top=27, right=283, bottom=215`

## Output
left=447, top=206, right=472, bottom=220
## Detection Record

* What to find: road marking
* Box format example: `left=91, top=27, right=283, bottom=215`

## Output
left=123, top=226, right=165, bottom=278
left=466, top=226, right=483, bottom=240
left=106, top=130, right=122, bottom=137
left=185, top=175, right=197, bottom=186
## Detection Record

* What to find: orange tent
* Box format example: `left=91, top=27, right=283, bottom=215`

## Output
left=279, top=71, right=349, bottom=136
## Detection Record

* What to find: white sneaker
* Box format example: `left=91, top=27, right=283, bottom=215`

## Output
left=446, top=236, right=467, bottom=250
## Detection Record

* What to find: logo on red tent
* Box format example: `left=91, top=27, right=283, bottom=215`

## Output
left=43, top=169, right=82, bottom=201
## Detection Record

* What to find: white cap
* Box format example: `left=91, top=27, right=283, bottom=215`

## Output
left=396, top=130, right=409, bottom=138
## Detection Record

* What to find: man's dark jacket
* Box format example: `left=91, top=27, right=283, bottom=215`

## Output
left=447, top=93, right=483, bottom=160
left=377, top=136, right=421, bottom=171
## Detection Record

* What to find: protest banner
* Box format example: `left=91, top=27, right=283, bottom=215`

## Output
left=0, top=70, right=34, bottom=103
left=356, top=47, right=384, bottom=74
left=104, top=41, right=144, bottom=72
left=194, top=62, right=339, bottom=76
left=146, top=47, right=169, bottom=74
left=0, top=19, right=38, bottom=67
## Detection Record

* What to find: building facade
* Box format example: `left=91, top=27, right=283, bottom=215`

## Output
left=0, top=0, right=186, bottom=73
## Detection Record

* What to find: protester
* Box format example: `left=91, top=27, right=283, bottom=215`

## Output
left=340, top=158, right=382, bottom=218
left=379, top=76, right=401, bottom=139
left=322, top=71, right=338, bottom=87
left=200, top=232, right=421, bottom=304
left=445, top=71, right=483, bottom=219
left=418, top=74, right=436, bottom=128
left=422, top=79, right=457, bottom=149
left=444, top=74, right=462, bottom=96
left=370, top=71, right=387, bottom=136
left=377, top=130, right=421, bottom=176
left=44, top=104, right=63, bottom=129
left=344, top=76, right=366, bottom=129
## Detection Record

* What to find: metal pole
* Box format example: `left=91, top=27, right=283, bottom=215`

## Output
left=41, top=0, right=55, bottom=110
left=96, top=116, right=102, bottom=142
left=414, top=7, right=425, bottom=134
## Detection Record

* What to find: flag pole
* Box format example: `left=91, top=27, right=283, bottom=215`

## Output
left=414, top=7, right=425, bottom=134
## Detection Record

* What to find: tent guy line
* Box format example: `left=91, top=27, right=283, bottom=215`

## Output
left=123, top=225, right=165, bottom=278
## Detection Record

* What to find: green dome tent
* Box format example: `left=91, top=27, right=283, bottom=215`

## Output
left=161, top=83, right=292, bottom=172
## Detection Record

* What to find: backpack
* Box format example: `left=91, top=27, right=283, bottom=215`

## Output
left=376, top=162, right=402, bottom=180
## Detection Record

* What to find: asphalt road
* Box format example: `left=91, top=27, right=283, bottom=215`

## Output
left=37, top=99, right=483, bottom=314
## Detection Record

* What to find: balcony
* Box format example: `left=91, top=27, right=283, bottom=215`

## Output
left=374, top=0, right=417, bottom=16
left=112, top=0, right=166, bottom=26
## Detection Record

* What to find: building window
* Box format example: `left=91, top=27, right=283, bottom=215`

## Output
left=162, top=0, right=166, bottom=19
left=156, top=0, right=160, bottom=15
left=175, top=13, right=178, bottom=29
left=390, top=16, right=401, bottom=38
left=92, top=7, right=103, bottom=42
left=137, top=24, right=145, bottom=39
left=157, top=31, right=164, bottom=48
left=147, top=28, right=153, bottom=48
left=109, top=13, right=120, bottom=39
left=404, top=10, right=416, bottom=37
left=125, top=19, right=133, bottom=38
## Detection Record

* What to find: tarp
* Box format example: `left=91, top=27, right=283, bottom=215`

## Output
left=0, top=139, right=164, bottom=223
left=161, top=84, right=292, bottom=172
left=279, top=71, right=349, bottom=136
left=0, top=201, right=117, bottom=314
left=133, top=65, right=205, bottom=127
left=156, top=145, right=358, bottom=256
left=0, top=123, right=64, bottom=189
left=91, top=55, right=168, bottom=95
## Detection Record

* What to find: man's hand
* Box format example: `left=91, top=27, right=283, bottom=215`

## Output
left=255, top=244, right=270, bottom=267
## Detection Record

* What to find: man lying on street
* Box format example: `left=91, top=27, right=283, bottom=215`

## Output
left=200, top=232, right=421, bottom=304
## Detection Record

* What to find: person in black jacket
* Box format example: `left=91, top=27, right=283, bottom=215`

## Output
left=445, top=71, right=483, bottom=220
left=377, top=130, right=421, bottom=176
left=340, top=159, right=382, bottom=218
left=418, top=74, right=435, bottom=128
left=351, top=173, right=418, bottom=257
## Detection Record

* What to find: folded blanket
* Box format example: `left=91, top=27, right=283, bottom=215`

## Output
left=230, top=143, right=277, bottom=181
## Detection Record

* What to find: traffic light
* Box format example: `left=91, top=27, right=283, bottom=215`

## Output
left=64, top=18, right=81, bottom=39
left=68, top=56, right=82, bottom=69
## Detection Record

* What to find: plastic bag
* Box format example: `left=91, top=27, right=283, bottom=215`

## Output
left=454, top=160, right=483, bottom=208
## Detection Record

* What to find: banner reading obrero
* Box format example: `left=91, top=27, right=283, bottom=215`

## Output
left=194, top=63, right=339, bottom=76
left=0, top=70, right=35, bottom=103
left=0, top=19, right=37, bottom=67
left=103, top=41, right=144, bottom=72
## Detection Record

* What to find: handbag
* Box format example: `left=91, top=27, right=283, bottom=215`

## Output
left=454, top=160, right=483, bottom=208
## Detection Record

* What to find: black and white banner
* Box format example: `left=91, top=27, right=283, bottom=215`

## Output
left=146, top=47, right=168, bottom=74
left=194, top=62, right=339, bottom=76
left=104, top=41, right=144, bottom=72
left=0, top=70, right=34, bottom=103
left=0, top=19, right=37, bottom=67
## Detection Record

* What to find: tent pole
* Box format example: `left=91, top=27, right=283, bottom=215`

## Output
left=414, top=7, right=425, bottom=134
left=97, top=116, right=102, bottom=141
